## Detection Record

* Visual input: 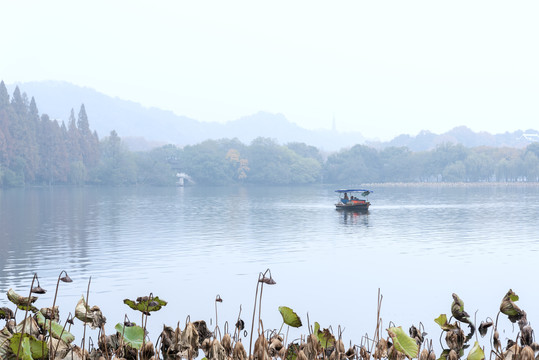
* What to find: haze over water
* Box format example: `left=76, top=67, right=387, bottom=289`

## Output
left=1, top=184, right=538, bottom=348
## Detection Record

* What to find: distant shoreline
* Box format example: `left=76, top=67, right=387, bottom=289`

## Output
left=364, top=181, right=539, bottom=187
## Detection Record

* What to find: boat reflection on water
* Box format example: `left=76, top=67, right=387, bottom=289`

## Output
left=340, top=209, right=370, bottom=225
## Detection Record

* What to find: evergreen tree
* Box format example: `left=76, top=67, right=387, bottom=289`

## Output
left=0, top=81, right=9, bottom=109
left=0, top=82, right=11, bottom=165
left=8, top=87, right=39, bottom=181
left=67, top=108, right=82, bottom=163
left=77, top=104, right=99, bottom=168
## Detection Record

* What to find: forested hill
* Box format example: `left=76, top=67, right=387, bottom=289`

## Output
left=6, top=81, right=365, bottom=151
left=1, top=80, right=539, bottom=187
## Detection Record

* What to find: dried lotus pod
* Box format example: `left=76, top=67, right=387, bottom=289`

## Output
left=336, top=339, right=345, bottom=354
left=346, top=346, right=357, bottom=360
left=233, top=341, right=248, bottom=360
left=269, top=336, right=283, bottom=357
left=253, top=334, right=269, bottom=360
left=304, top=334, right=322, bottom=359
left=359, top=345, right=369, bottom=360
left=445, top=329, right=464, bottom=351
left=373, top=338, right=389, bottom=359
left=202, top=338, right=212, bottom=357
left=297, top=349, right=308, bottom=360
left=141, top=341, right=155, bottom=359
left=208, top=339, right=227, bottom=360
left=520, top=346, right=535, bottom=360
left=222, top=333, right=233, bottom=356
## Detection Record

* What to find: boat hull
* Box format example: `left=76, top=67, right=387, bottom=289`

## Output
left=335, top=202, right=370, bottom=211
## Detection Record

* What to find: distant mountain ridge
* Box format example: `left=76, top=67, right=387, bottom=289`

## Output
left=7, top=81, right=538, bottom=152
left=7, top=81, right=365, bottom=151
left=369, top=126, right=538, bottom=151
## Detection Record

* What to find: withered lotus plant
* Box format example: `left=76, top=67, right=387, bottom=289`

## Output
left=450, top=293, right=475, bottom=341
left=222, top=332, right=232, bottom=356
left=249, top=268, right=276, bottom=357
left=232, top=340, right=248, bottom=360
left=122, top=292, right=167, bottom=356
left=499, top=289, right=524, bottom=323
left=253, top=332, right=269, bottom=360
left=478, top=320, right=493, bottom=337
left=48, top=270, right=72, bottom=359
left=11, top=273, right=48, bottom=360
left=520, top=345, right=535, bottom=360
left=209, top=338, right=228, bottom=360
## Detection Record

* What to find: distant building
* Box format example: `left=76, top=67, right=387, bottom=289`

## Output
left=521, top=133, right=539, bottom=142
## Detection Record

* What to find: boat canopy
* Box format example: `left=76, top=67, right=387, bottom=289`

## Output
left=335, top=189, right=371, bottom=193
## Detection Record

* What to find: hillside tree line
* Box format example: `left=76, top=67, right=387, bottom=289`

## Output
left=1, top=81, right=539, bottom=187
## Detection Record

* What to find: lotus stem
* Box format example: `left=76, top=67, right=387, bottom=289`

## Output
left=54, top=313, right=73, bottom=357
left=248, top=273, right=262, bottom=357
left=82, top=276, right=92, bottom=360
left=16, top=273, right=38, bottom=360
left=215, top=294, right=223, bottom=340
left=50, top=270, right=72, bottom=359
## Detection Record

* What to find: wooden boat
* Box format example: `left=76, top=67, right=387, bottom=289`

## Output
left=335, top=189, right=371, bottom=211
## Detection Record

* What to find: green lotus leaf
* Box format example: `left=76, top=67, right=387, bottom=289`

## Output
left=123, top=296, right=167, bottom=314
left=314, top=322, right=335, bottom=349
left=434, top=314, right=459, bottom=331
left=387, top=326, right=419, bottom=359
left=9, top=333, right=48, bottom=360
left=115, top=322, right=145, bottom=349
left=278, top=306, right=302, bottom=328
left=35, top=311, right=75, bottom=344
left=467, top=341, right=485, bottom=360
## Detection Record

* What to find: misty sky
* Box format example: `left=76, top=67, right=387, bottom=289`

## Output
left=2, top=1, right=538, bottom=140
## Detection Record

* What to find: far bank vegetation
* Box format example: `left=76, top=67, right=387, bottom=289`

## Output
left=1, top=82, right=539, bottom=187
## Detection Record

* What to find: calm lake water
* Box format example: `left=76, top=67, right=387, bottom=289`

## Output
left=1, top=184, right=538, bottom=349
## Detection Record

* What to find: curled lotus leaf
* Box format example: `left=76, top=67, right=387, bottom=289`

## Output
left=16, top=317, right=41, bottom=337
left=115, top=322, right=145, bottom=350
left=0, top=327, right=12, bottom=359
left=451, top=294, right=471, bottom=324
left=500, top=289, right=524, bottom=323
left=7, top=289, right=39, bottom=313
left=0, top=307, right=14, bottom=320
left=478, top=321, right=493, bottom=337
left=434, top=314, right=459, bottom=331
left=123, top=296, right=167, bottom=315
left=467, top=341, right=485, bottom=360
left=75, top=296, right=106, bottom=329
left=314, top=322, right=335, bottom=349
left=387, top=326, right=419, bottom=359
left=35, top=311, right=75, bottom=344
left=278, top=306, right=302, bottom=328
left=9, top=333, right=48, bottom=360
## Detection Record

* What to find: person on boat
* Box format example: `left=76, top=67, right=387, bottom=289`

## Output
left=344, top=192, right=349, bottom=200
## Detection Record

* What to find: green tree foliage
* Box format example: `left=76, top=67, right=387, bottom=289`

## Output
left=91, top=130, right=137, bottom=185
left=246, top=137, right=321, bottom=184
left=1, top=80, right=539, bottom=187
left=0, top=84, right=102, bottom=186
left=77, top=104, right=100, bottom=168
